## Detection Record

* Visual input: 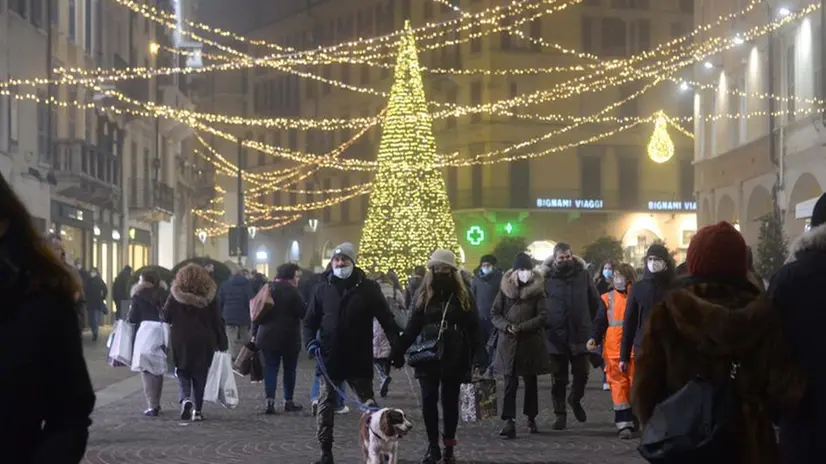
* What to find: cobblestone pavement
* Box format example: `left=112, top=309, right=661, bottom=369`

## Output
left=84, top=356, right=645, bottom=464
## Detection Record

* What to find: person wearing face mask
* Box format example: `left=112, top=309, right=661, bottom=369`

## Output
left=619, top=244, right=674, bottom=373
left=393, top=249, right=484, bottom=464
left=539, top=243, right=601, bottom=431
left=303, top=242, right=402, bottom=464
left=491, top=252, right=552, bottom=439
left=471, top=254, right=503, bottom=377
left=594, top=260, right=617, bottom=295
left=83, top=266, right=108, bottom=342
left=587, top=264, right=638, bottom=439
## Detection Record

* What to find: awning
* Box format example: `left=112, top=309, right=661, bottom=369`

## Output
left=795, top=196, right=822, bottom=219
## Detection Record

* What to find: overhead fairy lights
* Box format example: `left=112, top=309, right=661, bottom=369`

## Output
left=647, top=111, right=676, bottom=163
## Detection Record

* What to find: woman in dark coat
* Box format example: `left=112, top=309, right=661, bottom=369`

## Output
left=633, top=222, right=804, bottom=463
left=0, top=173, right=95, bottom=463
left=128, top=269, right=168, bottom=416
left=253, top=263, right=307, bottom=414
left=491, top=253, right=552, bottom=438
left=162, top=263, right=228, bottom=421
left=393, top=250, right=484, bottom=464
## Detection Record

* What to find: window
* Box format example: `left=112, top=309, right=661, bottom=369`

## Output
left=401, top=0, right=410, bottom=19
left=679, top=158, right=694, bottom=201
left=501, top=16, right=512, bottom=50
left=579, top=148, right=603, bottom=198
left=581, top=17, right=598, bottom=54
left=322, top=178, right=331, bottom=223
left=601, top=17, right=626, bottom=57
left=446, top=88, right=458, bottom=129
left=424, top=1, right=433, bottom=20
left=787, top=44, right=796, bottom=119
left=305, top=74, right=316, bottom=99
left=258, top=135, right=266, bottom=166
left=68, top=86, right=78, bottom=137
left=360, top=65, right=370, bottom=85
left=470, top=81, right=482, bottom=123
left=728, top=83, right=740, bottom=148
left=51, top=0, right=58, bottom=25
left=671, top=22, right=685, bottom=40
left=471, top=24, right=481, bottom=53
left=510, top=156, right=531, bottom=208
left=68, top=0, right=76, bottom=42
left=322, top=67, right=331, bottom=95
left=340, top=176, right=350, bottom=222
left=619, top=84, right=639, bottom=118
left=10, top=0, right=26, bottom=17
left=529, top=19, right=542, bottom=52
left=9, top=86, right=19, bottom=147
left=509, top=82, right=519, bottom=121
left=679, top=0, right=693, bottom=14
left=617, top=150, right=639, bottom=209
left=631, top=19, right=651, bottom=54
left=470, top=143, right=484, bottom=208
left=289, top=190, right=297, bottom=207
left=85, top=0, right=92, bottom=52
left=31, top=0, right=43, bottom=27
left=341, top=63, right=350, bottom=85
left=288, top=129, right=297, bottom=151
left=37, top=90, right=47, bottom=161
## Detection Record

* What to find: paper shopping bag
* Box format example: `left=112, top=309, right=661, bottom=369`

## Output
left=107, top=321, right=135, bottom=367
left=460, top=378, right=497, bottom=422
left=232, top=344, right=257, bottom=376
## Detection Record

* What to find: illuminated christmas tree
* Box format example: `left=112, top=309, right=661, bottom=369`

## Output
left=359, top=21, right=460, bottom=275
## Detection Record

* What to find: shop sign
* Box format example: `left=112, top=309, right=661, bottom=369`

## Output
left=647, top=201, right=697, bottom=212
left=535, top=198, right=604, bottom=209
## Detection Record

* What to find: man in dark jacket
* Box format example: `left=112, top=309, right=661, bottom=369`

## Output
left=619, top=243, right=674, bottom=371
left=771, top=192, right=826, bottom=463
left=303, top=242, right=402, bottom=464
left=539, top=243, right=600, bottom=430
left=217, top=269, right=253, bottom=360
left=112, top=265, right=132, bottom=320
left=84, top=267, right=108, bottom=342
left=405, top=265, right=426, bottom=309
left=253, top=263, right=307, bottom=415
left=471, top=254, right=503, bottom=376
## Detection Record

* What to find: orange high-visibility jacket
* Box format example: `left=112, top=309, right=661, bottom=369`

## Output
left=601, top=288, right=630, bottom=359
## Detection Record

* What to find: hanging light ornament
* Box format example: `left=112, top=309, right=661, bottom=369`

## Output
left=647, top=111, right=675, bottom=164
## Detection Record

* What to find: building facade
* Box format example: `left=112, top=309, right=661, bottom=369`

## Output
left=693, top=0, right=825, bottom=247
left=0, top=0, right=210, bottom=315
left=197, top=0, right=697, bottom=271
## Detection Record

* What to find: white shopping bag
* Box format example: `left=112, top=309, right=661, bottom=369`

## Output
left=131, top=321, right=169, bottom=376
left=106, top=321, right=119, bottom=349
left=205, top=352, right=239, bottom=409
left=107, top=321, right=135, bottom=367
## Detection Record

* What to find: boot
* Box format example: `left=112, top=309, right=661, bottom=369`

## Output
left=264, top=399, right=276, bottom=415
left=499, top=419, right=516, bottom=439
left=442, top=445, right=456, bottom=464
left=420, top=443, right=441, bottom=464
left=618, top=427, right=634, bottom=440
left=568, top=397, right=587, bottom=423
left=527, top=417, right=538, bottom=434
left=314, top=443, right=334, bottom=464
left=552, top=414, right=567, bottom=431
left=284, top=401, right=304, bottom=412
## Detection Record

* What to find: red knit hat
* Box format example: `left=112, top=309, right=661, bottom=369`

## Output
left=686, top=221, right=748, bottom=278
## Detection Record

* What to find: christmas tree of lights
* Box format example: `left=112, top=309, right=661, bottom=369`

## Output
left=359, top=21, right=460, bottom=275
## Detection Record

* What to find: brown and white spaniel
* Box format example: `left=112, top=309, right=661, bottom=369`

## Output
left=359, top=408, right=413, bottom=464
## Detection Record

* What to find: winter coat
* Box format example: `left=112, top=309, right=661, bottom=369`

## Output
left=299, top=271, right=325, bottom=307
left=395, top=289, right=484, bottom=383
left=633, top=276, right=805, bottom=464
left=217, top=274, right=253, bottom=327
left=619, top=266, right=674, bottom=362
left=490, top=270, right=552, bottom=376
left=303, top=268, right=401, bottom=380
left=592, top=287, right=631, bottom=359
left=373, top=318, right=391, bottom=359
left=252, top=280, right=306, bottom=354
left=405, top=275, right=423, bottom=309
left=374, top=282, right=404, bottom=358
left=0, top=265, right=96, bottom=464
left=162, top=273, right=228, bottom=372
left=770, top=223, right=826, bottom=463
left=471, top=268, right=504, bottom=321
left=538, top=256, right=600, bottom=355
left=84, top=275, right=108, bottom=312
left=127, top=281, right=167, bottom=330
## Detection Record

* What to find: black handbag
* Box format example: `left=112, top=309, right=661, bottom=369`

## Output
left=406, top=295, right=452, bottom=368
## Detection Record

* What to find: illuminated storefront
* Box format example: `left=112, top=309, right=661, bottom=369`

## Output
left=50, top=201, right=94, bottom=268
left=128, top=227, right=152, bottom=270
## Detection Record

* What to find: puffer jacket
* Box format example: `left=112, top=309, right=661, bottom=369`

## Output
left=217, top=274, right=252, bottom=327
left=538, top=256, right=601, bottom=355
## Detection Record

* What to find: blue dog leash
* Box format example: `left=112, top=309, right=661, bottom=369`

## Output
left=315, top=355, right=380, bottom=413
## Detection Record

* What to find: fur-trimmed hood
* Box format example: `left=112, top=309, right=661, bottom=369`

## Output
left=171, top=265, right=217, bottom=308
left=130, top=280, right=167, bottom=298
left=500, top=269, right=545, bottom=300
left=785, top=223, right=826, bottom=264
left=537, top=255, right=587, bottom=279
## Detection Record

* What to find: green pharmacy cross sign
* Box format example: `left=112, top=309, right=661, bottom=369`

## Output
left=466, top=225, right=485, bottom=246
left=505, top=222, right=514, bottom=234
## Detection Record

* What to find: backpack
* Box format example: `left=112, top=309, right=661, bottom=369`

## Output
left=638, top=362, right=739, bottom=463
left=249, top=283, right=274, bottom=323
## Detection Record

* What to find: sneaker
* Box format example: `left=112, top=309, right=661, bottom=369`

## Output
left=602, top=382, right=611, bottom=391
left=618, top=427, right=634, bottom=440
left=265, top=399, right=276, bottom=415
left=552, top=414, right=567, bottom=431
left=568, top=398, right=587, bottom=422
left=311, top=400, right=319, bottom=416
left=499, top=419, right=516, bottom=439
left=192, top=410, right=204, bottom=421
left=334, top=405, right=350, bottom=415
left=180, top=399, right=194, bottom=421
left=284, top=401, right=304, bottom=412
left=380, top=376, right=392, bottom=398
left=143, top=408, right=160, bottom=417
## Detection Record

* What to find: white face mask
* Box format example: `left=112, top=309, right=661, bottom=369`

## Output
left=516, top=270, right=532, bottom=283
left=333, top=265, right=354, bottom=279
left=648, top=260, right=666, bottom=273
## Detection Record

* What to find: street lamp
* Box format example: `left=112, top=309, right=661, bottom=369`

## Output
left=778, top=7, right=791, bottom=17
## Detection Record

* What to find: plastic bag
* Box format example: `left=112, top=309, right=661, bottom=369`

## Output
left=107, top=320, right=135, bottom=367
left=205, top=352, right=239, bottom=408
left=130, top=321, right=169, bottom=376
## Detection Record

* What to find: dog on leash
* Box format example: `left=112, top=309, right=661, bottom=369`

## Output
left=360, top=407, right=413, bottom=464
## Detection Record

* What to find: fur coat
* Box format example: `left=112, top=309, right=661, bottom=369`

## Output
left=162, top=265, right=228, bottom=371
left=491, top=270, right=552, bottom=376
left=633, top=276, right=805, bottom=463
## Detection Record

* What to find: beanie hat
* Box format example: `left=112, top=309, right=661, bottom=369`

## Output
left=645, top=244, right=670, bottom=261
left=480, top=254, right=498, bottom=266
left=331, top=242, right=356, bottom=264
left=427, top=249, right=458, bottom=269
left=512, top=252, right=533, bottom=271
left=686, top=221, right=748, bottom=278
left=811, top=192, right=826, bottom=228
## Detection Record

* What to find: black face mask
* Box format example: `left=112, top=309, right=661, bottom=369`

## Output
left=432, top=273, right=454, bottom=291
left=556, top=260, right=573, bottom=272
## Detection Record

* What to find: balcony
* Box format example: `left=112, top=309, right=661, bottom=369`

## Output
left=192, top=168, right=217, bottom=209
left=129, top=178, right=175, bottom=221
left=50, top=139, right=122, bottom=209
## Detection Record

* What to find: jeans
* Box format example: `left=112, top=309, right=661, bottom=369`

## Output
left=263, top=349, right=299, bottom=402
left=225, top=325, right=250, bottom=360
left=141, top=372, right=164, bottom=410
left=316, top=377, right=374, bottom=446
left=419, top=376, right=461, bottom=445
left=311, top=375, right=345, bottom=408
left=88, top=309, right=101, bottom=339
left=176, top=367, right=209, bottom=411
left=549, top=353, right=590, bottom=415
left=502, top=374, right=538, bottom=420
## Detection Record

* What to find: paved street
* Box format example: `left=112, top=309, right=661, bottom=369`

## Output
left=82, top=339, right=645, bottom=464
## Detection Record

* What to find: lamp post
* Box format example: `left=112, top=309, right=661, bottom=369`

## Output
left=236, top=138, right=246, bottom=267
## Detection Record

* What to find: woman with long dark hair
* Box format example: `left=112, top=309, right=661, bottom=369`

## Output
left=0, top=173, right=96, bottom=462
left=393, top=250, right=483, bottom=464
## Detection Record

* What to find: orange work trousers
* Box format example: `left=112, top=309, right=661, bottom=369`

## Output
left=604, top=357, right=635, bottom=430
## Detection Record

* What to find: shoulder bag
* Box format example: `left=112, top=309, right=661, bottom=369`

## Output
left=406, top=294, right=453, bottom=368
